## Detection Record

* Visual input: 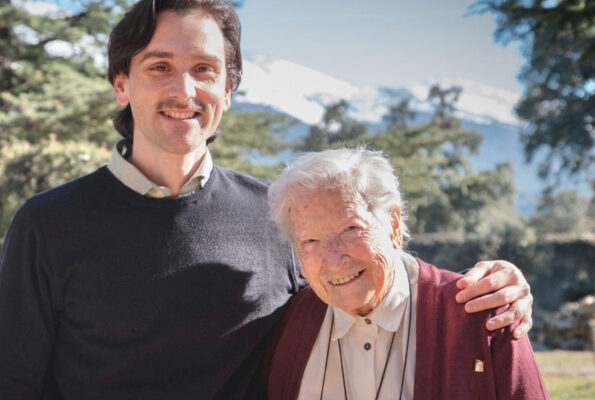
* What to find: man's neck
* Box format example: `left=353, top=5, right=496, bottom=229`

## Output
left=129, top=142, right=207, bottom=197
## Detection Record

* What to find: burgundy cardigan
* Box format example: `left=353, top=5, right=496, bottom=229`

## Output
left=265, top=258, right=549, bottom=400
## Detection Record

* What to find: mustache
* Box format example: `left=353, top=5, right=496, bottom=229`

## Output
left=157, top=98, right=205, bottom=112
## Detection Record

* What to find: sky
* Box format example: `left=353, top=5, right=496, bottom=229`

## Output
left=42, top=0, right=526, bottom=95
left=236, top=0, right=525, bottom=93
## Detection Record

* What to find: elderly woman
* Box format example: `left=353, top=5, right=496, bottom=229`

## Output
left=265, top=148, right=548, bottom=400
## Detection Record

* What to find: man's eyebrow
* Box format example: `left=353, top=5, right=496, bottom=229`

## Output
left=199, top=54, right=222, bottom=64
left=138, top=51, right=223, bottom=67
left=138, top=50, right=173, bottom=65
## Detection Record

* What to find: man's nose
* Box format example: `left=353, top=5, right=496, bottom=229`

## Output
left=170, top=72, right=197, bottom=101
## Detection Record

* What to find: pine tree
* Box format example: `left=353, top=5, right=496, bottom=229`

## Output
left=474, top=0, right=594, bottom=185
left=299, top=99, right=368, bottom=151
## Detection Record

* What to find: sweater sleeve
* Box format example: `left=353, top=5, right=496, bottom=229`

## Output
left=0, top=201, right=57, bottom=398
left=489, top=323, right=550, bottom=399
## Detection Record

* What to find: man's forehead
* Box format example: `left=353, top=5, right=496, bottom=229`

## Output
left=133, top=10, right=226, bottom=62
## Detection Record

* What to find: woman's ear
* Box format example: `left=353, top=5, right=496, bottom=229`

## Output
left=390, top=207, right=402, bottom=249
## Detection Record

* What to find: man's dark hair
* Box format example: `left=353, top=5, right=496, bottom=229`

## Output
left=107, top=0, right=242, bottom=144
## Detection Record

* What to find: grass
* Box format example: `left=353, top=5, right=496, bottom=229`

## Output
left=534, top=350, right=595, bottom=399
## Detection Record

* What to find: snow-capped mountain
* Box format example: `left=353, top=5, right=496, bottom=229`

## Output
left=234, top=56, right=556, bottom=216
left=237, top=55, right=521, bottom=127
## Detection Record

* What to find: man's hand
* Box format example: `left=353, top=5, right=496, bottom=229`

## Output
left=455, top=260, right=533, bottom=339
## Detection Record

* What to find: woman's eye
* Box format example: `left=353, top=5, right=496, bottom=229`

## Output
left=299, top=239, right=318, bottom=254
left=343, top=226, right=360, bottom=234
left=340, top=225, right=362, bottom=241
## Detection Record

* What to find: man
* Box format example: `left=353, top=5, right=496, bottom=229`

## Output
left=0, top=0, right=532, bottom=398
left=266, top=148, right=549, bottom=399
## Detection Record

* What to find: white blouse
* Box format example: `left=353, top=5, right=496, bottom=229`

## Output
left=298, top=254, right=419, bottom=400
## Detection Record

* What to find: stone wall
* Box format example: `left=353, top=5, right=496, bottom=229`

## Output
left=535, top=295, right=595, bottom=350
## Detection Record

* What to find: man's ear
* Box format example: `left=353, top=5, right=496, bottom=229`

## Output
left=390, top=207, right=403, bottom=249
left=113, top=73, right=130, bottom=107
left=223, top=81, right=232, bottom=111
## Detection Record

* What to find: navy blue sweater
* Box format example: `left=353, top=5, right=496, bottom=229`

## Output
left=0, top=165, right=301, bottom=399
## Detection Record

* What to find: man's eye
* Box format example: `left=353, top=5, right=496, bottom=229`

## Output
left=197, top=65, right=215, bottom=73
left=150, top=65, right=167, bottom=72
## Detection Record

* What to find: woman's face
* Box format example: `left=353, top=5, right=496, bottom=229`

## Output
left=288, top=187, right=401, bottom=316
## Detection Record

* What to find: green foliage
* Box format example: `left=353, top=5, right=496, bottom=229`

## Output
left=0, top=136, right=110, bottom=235
left=299, top=99, right=368, bottom=151
left=0, top=0, right=128, bottom=145
left=529, top=190, right=595, bottom=235
left=1, top=61, right=120, bottom=144
left=382, top=98, right=416, bottom=131
left=466, top=204, right=543, bottom=278
left=372, top=118, right=494, bottom=233
left=0, top=0, right=128, bottom=92
left=474, top=0, right=595, bottom=185
left=427, top=84, right=463, bottom=129
left=210, top=109, right=292, bottom=179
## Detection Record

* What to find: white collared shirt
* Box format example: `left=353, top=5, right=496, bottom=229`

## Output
left=107, top=140, right=213, bottom=198
left=298, top=253, right=419, bottom=400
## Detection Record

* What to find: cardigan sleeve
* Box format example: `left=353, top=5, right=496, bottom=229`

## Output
left=489, top=324, right=550, bottom=399
left=0, top=202, right=57, bottom=398
left=414, top=258, right=550, bottom=400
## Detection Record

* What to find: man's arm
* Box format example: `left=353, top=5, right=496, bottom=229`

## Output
left=0, top=203, right=55, bottom=397
left=455, top=260, right=533, bottom=338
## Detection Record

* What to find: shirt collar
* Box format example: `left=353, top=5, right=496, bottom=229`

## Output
left=332, top=253, right=411, bottom=340
left=107, top=140, right=213, bottom=198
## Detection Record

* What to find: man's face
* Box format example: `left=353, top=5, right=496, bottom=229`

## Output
left=113, top=9, right=231, bottom=157
left=288, top=187, right=402, bottom=316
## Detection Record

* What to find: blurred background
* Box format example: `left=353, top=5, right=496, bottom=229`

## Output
left=0, top=0, right=593, bottom=397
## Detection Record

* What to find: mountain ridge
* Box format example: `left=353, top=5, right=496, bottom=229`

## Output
left=232, top=56, right=575, bottom=216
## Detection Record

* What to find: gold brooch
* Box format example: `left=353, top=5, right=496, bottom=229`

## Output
left=474, top=359, right=485, bottom=373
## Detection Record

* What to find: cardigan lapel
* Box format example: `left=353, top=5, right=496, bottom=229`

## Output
left=412, top=259, right=438, bottom=400
left=269, top=287, right=328, bottom=400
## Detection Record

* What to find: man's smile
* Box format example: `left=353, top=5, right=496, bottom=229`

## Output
left=160, top=110, right=201, bottom=120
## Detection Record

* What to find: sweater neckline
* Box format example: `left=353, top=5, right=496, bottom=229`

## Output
left=97, top=165, right=217, bottom=208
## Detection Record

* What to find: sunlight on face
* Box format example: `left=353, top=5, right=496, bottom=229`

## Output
left=113, top=10, right=231, bottom=159
left=288, top=187, right=401, bottom=315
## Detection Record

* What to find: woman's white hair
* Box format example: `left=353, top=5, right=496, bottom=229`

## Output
left=268, top=147, right=409, bottom=243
